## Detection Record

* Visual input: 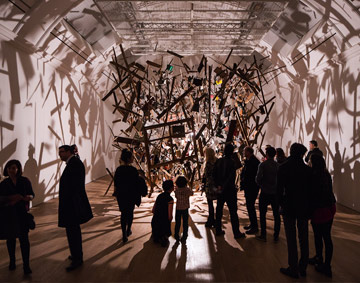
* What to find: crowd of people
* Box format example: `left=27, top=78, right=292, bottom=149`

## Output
left=0, top=140, right=336, bottom=279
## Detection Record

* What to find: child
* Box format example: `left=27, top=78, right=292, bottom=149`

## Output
left=174, top=176, right=193, bottom=242
left=151, top=180, right=174, bottom=247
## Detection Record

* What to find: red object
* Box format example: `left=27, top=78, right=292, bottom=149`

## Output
left=311, top=204, right=336, bottom=224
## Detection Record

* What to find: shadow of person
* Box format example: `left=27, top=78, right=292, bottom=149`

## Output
left=162, top=241, right=188, bottom=281
left=354, top=161, right=360, bottom=210
left=333, top=141, right=343, bottom=201
left=23, top=143, right=45, bottom=205
left=126, top=238, right=168, bottom=281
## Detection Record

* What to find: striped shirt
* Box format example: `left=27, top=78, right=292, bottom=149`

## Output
left=175, top=186, right=193, bottom=210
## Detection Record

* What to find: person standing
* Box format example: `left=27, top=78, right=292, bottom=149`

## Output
left=202, top=147, right=218, bottom=228
left=151, top=180, right=174, bottom=247
left=309, top=154, right=336, bottom=278
left=0, top=160, right=34, bottom=274
left=255, top=146, right=280, bottom=242
left=275, top=148, right=287, bottom=164
left=305, top=140, right=323, bottom=163
left=240, top=146, right=260, bottom=235
left=213, top=143, right=245, bottom=239
left=278, top=143, right=312, bottom=278
left=58, top=145, right=93, bottom=272
left=114, top=148, right=140, bottom=243
left=174, top=176, right=193, bottom=242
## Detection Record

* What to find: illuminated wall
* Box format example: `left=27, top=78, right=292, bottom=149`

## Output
left=0, top=31, right=118, bottom=206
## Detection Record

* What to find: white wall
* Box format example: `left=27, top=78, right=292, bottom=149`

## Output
left=262, top=43, right=360, bottom=212
left=0, top=30, right=118, bottom=206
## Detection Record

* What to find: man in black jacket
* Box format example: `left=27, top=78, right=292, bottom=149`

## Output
left=305, top=140, right=323, bottom=163
left=278, top=143, right=312, bottom=278
left=58, top=145, right=93, bottom=272
left=213, top=143, right=245, bottom=239
left=240, top=146, right=260, bottom=235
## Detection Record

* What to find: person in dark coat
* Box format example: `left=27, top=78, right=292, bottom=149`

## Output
left=151, top=180, right=174, bottom=247
left=0, top=159, right=34, bottom=274
left=255, top=146, right=281, bottom=242
left=305, top=140, right=323, bottom=163
left=275, top=147, right=287, bottom=164
left=308, top=154, right=336, bottom=278
left=240, top=146, right=260, bottom=235
left=278, top=143, right=312, bottom=279
left=58, top=145, right=93, bottom=272
left=213, top=143, right=245, bottom=239
left=114, top=149, right=143, bottom=243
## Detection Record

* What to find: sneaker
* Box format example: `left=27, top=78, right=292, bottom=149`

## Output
left=255, top=235, right=267, bottom=242
left=23, top=266, right=32, bottom=275
left=122, top=236, right=128, bottom=243
left=315, top=263, right=332, bottom=278
left=245, top=227, right=259, bottom=235
left=216, top=230, right=225, bottom=236
left=309, top=255, right=323, bottom=265
left=280, top=267, right=299, bottom=279
left=234, top=232, right=246, bottom=239
left=299, top=269, right=306, bottom=277
left=66, top=260, right=83, bottom=272
left=9, top=262, right=16, bottom=271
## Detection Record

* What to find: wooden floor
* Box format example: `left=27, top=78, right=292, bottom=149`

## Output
left=1, top=176, right=360, bottom=282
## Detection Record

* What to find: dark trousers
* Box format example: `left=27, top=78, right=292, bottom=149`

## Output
left=66, top=225, right=83, bottom=261
left=216, top=191, right=240, bottom=236
left=118, top=200, right=135, bottom=237
left=311, top=219, right=333, bottom=266
left=207, top=198, right=215, bottom=224
left=283, top=214, right=309, bottom=272
left=175, top=209, right=189, bottom=237
left=6, top=233, right=30, bottom=267
left=259, top=193, right=280, bottom=237
left=245, top=188, right=259, bottom=228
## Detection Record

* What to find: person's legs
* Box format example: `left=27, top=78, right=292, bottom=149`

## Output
left=311, top=222, right=324, bottom=263
left=126, top=204, right=135, bottom=236
left=6, top=238, right=16, bottom=269
left=182, top=209, right=189, bottom=239
left=215, top=196, right=225, bottom=234
left=259, top=193, right=268, bottom=237
left=245, top=188, right=259, bottom=231
left=19, top=233, right=31, bottom=273
left=226, top=193, right=241, bottom=236
left=66, top=225, right=83, bottom=261
left=206, top=198, right=215, bottom=226
left=297, top=217, right=309, bottom=275
left=283, top=214, right=299, bottom=272
left=322, top=219, right=334, bottom=267
left=270, top=195, right=281, bottom=239
left=174, top=210, right=181, bottom=240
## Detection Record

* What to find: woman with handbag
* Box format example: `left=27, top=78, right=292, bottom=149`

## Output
left=202, top=147, right=218, bottom=228
left=0, top=159, right=34, bottom=274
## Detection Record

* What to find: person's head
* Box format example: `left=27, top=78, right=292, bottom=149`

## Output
left=162, top=180, right=174, bottom=192
left=175, top=176, right=188, bottom=188
left=71, top=144, right=78, bottom=155
left=265, top=146, right=276, bottom=159
left=3, top=159, right=22, bottom=178
left=205, top=147, right=217, bottom=164
left=309, top=154, right=326, bottom=173
left=290, top=143, right=307, bottom=158
left=244, top=146, right=254, bottom=159
left=59, top=145, right=73, bottom=161
left=224, top=143, right=234, bottom=157
left=121, top=148, right=133, bottom=164
left=309, top=140, right=318, bottom=150
left=276, top=148, right=285, bottom=158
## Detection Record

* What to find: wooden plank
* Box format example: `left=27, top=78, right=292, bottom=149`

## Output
left=144, top=118, right=193, bottom=131
left=157, top=86, right=195, bottom=119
